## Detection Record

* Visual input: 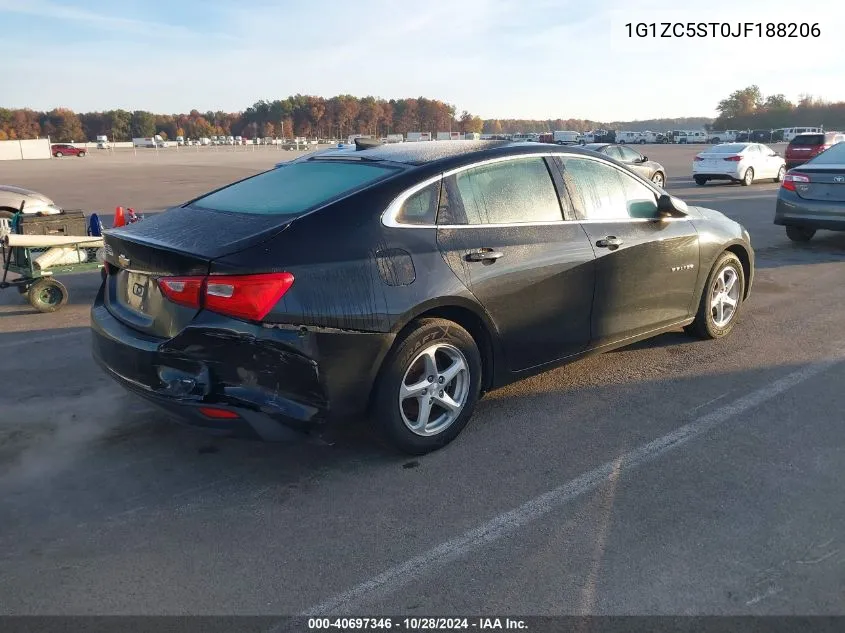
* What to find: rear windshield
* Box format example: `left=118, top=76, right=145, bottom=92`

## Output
left=190, top=160, right=400, bottom=215
left=790, top=134, right=825, bottom=146
left=806, top=142, right=845, bottom=165
left=708, top=144, right=748, bottom=153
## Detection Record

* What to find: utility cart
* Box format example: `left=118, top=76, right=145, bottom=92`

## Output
left=0, top=216, right=104, bottom=313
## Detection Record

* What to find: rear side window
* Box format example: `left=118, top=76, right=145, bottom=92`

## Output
left=442, top=157, right=563, bottom=225
left=790, top=135, right=825, bottom=146
left=396, top=181, right=440, bottom=225
left=191, top=160, right=399, bottom=216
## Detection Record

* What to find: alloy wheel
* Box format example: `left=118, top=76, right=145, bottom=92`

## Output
left=710, top=266, right=740, bottom=328
left=399, top=343, right=470, bottom=436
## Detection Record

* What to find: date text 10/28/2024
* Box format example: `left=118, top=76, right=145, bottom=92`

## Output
left=307, top=617, right=528, bottom=630
left=624, top=22, right=820, bottom=38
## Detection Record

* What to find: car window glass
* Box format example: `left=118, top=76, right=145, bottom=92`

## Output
left=603, top=146, right=623, bottom=160
left=448, top=157, right=563, bottom=225
left=807, top=142, right=845, bottom=164
left=562, top=158, right=658, bottom=220
left=618, top=146, right=642, bottom=162
left=192, top=161, right=400, bottom=216
left=747, top=145, right=759, bottom=153
left=396, top=181, right=440, bottom=225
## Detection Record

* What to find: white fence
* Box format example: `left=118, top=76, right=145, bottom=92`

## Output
left=0, top=139, right=51, bottom=161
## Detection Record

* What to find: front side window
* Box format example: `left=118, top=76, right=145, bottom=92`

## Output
left=562, top=157, right=659, bottom=220
left=618, top=146, right=643, bottom=162
left=442, top=157, right=563, bottom=225
left=603, top=146, right=624, bottom=160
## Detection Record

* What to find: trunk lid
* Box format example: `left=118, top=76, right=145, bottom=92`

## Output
left=102, top=206, right=289, bottom=338
left=791, top=165, right=845, bottom=202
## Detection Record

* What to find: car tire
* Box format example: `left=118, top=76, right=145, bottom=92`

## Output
left=786, top=226, right=815, bottom=242
left=651, top=171, right=665, bottom=188
left=78, top=151, right=86, bottom=157
left=741, top=167, right=754, bottom=186
left=372, top=317, right=482, bottom=455
left=694, top=176, right=707, bottom=186
left=775, top=165, right=786, bottom=182
left=27, top=278, right=68, bottom=313
left=55, top=152, right=63, bottom=157
left=685, top=251, right=745, bottom=340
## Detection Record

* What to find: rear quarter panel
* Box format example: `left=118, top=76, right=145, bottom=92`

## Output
left=209, top=182, right=478, bottom=335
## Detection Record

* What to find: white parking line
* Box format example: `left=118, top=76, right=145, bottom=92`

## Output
left=0, top=330, right=85, bottom=350
left=295, top=348, right=845, bottom=618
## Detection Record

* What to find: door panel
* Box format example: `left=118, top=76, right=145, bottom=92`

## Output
left=436, top=156, right=596, bottom=371
left=560, top=156, right=700, bottom=346
left=579, top=220, right=699, bottom=344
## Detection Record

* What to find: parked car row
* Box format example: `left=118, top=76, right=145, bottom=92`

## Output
left=692, top=132, right=845, bottom=187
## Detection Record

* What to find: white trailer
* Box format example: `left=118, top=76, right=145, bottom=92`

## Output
left=132, top=135, right=167, bottom=148
left=407, top=132, right=432, bottom=142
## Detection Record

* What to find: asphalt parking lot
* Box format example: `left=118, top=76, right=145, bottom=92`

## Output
left=2, top=143, right=845, bottom=616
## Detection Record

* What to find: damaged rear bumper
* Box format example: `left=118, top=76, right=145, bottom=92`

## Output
left=90, top=297, right=395, bottom=441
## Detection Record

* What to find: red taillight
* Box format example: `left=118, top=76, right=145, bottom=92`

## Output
left=781, top=173, right=810, bottom=192
left=723, top=155, right=742, bottom=162
left=204, top=272, right=294, bottom=321
left=158, top=276, right=204, bottom=309
left=157, top=272, right=294, bottom=321
left=198, top=407, right=240, bottom=419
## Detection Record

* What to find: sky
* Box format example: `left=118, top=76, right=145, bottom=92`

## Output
left=1, top=0, right=843, bottom=121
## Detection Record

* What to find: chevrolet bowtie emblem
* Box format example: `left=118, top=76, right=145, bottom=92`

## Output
left=118, top=254, right=130, bottom=267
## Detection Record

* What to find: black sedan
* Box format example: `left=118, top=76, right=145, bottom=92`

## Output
left=775, top=141, right=845, bottom=242
left=582, top=143, right=667, bottom=188
left=92, top=141, right=754, bottom=454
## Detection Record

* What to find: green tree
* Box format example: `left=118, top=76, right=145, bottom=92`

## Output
left=717, top=86, right=763, bottom=119
left=764, top=94, right=794, bottom=111
left=107, top=109, right=132, bottom=141
left=130, top=111, right=156, bottom=137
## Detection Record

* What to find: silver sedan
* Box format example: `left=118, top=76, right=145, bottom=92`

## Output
left=0, top=185, right=62, bottom=218
left=582, top=143, right=667, bottom=188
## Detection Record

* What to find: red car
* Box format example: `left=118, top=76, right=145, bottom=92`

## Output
left=51, top=143, right=86, bottom=157
left=785, top=132, right=845, bottom=169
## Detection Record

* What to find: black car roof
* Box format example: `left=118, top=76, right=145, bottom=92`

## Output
left=308, top=140, right=597, bottom=169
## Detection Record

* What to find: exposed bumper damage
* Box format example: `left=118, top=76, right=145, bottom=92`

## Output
left=91, top=291, right=395, bottom=441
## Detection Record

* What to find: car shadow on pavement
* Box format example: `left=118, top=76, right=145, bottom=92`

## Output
left=754, top=233, right=845, bottom=269
left=607, top=330, right=697, bottom=353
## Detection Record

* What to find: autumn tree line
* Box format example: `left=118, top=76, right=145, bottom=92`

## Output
left=0, top=95, right=487, bottom=143
left=3, top=88, right=843, bottom=143
left=713, top=86, right=845, bottom=131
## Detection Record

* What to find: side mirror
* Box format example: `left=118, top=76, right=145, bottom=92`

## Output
left=657, top=193, right=688, bottom=218
left=640, top=155, right=648, bottom=162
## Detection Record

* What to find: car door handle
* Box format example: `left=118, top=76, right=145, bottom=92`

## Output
left=466, top=249, right=504, bottom=262
left=596, top=236, right=623, bottom=248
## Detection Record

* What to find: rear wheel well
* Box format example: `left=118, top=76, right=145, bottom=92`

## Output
left=725, top=245, right=752, bottom=299
left=393, top=306, right=495, bottom=393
